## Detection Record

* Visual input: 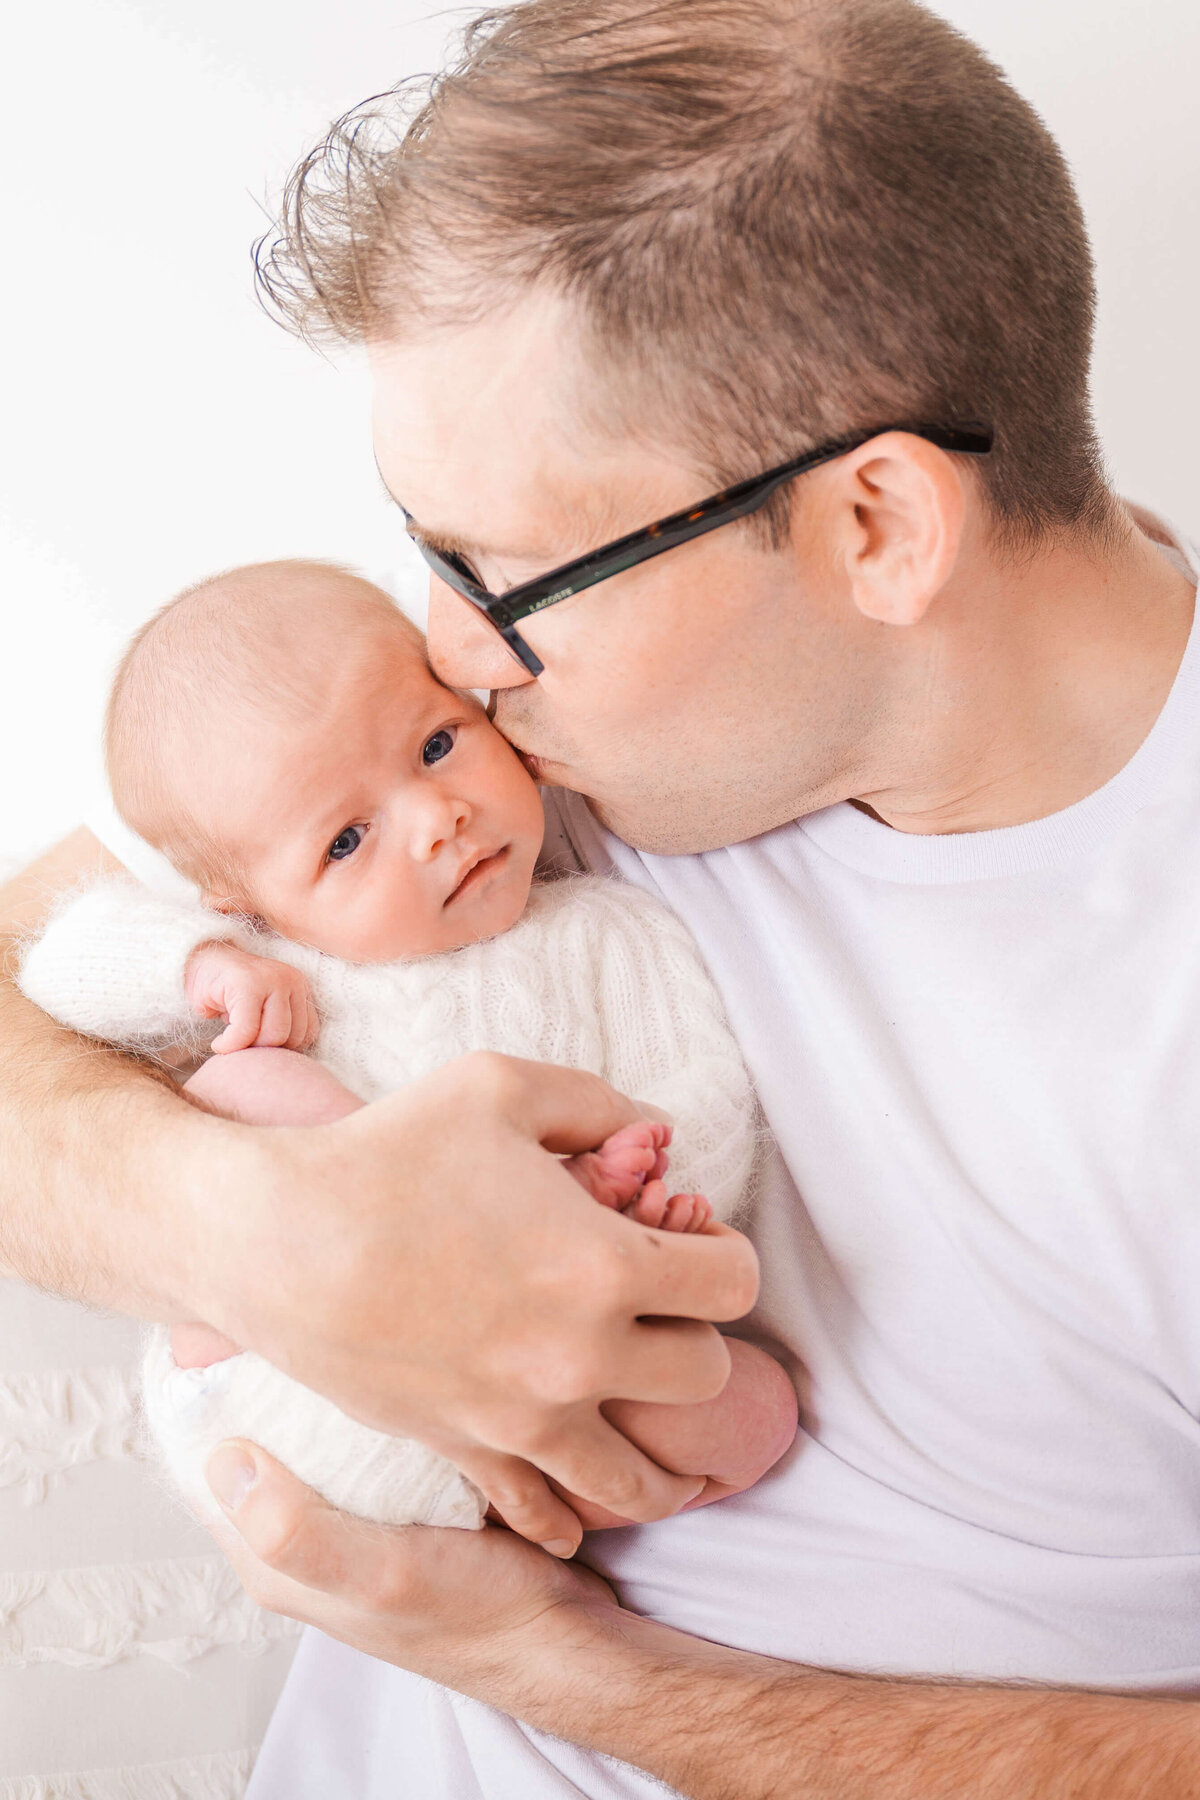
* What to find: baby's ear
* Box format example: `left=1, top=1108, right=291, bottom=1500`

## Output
left=201, top=891, right=269, bottom=934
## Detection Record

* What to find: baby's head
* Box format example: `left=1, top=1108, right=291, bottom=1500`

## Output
left=106, top=561, right=546, bottom=961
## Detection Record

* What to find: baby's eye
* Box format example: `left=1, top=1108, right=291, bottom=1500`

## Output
left=422, top=729, right=456, bottom=767
left=327, top=825, right=364, bottom=863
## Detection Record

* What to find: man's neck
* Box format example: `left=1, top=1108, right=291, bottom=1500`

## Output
left=853, top=511, right=1196, bottom=836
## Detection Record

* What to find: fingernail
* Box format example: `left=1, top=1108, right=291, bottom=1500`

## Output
left=206, top=1444, right=257, bottom=1512
left=542, top=1538, right=578, bottom=1559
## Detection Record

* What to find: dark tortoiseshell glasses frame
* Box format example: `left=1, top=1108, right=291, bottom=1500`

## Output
left=404, top=421, right=994, bottom=676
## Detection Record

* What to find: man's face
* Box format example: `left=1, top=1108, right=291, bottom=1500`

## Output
left=370, top=290, right=883, bottom=853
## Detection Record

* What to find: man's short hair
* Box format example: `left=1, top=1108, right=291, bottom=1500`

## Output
left=257, top=0, right=1112, bottom=545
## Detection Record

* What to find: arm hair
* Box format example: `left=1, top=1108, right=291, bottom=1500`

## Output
left=499, top=1603, right=1200, bottom=1799
left=0, top=828, right=221, bottom=1312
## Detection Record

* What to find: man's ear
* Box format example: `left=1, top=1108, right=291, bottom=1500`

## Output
left=829, top=432, right=966, bottom=627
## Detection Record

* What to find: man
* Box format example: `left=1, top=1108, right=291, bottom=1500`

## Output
left=5, top=0, right=1200, bottom=1793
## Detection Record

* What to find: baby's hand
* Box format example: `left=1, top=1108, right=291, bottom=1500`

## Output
left=185, top=942, right=319, bottom=1053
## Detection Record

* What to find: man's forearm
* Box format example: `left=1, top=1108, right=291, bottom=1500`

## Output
left=499, top=1602, right=1199, bottom=1800
left=0, top=830, right=216, bottom=1314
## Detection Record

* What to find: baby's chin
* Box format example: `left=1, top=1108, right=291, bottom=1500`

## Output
left=279, top=883, right=536, bottom=965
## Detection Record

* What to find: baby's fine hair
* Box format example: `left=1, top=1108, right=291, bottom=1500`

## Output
left=106, top=559, right=425, bottom=891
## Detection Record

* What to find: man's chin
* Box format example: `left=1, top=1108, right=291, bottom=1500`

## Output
left=580, top=792, right=738, bottom=857
left=509, top=738, right=746, bottom=854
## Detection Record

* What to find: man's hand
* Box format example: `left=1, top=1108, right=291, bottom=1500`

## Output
left=198, top=1052, right=759, bottom=1553
left=203, top=1439, right=616, bottom=1685
left=185, top=941, right=318, bottom=1052
left=206, top=1446, right=1200, bottom=1800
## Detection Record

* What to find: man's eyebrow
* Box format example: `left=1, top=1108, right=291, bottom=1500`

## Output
left=372, top=457, right=619, bottom=566
left=373, top=470, right=487, bottom=563
left=405, top=517, right=486, bottom=561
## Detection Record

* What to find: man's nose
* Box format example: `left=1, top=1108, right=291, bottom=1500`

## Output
left=426, top=577, right=537, bottom=693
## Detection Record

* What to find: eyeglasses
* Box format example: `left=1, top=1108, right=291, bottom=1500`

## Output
left=404, top=421, right=993, bottom=676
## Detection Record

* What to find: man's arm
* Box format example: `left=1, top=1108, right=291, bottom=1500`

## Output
left=0, top=828, right=208, bottom=1301
left=208, top=1447, right=1200, bottom=1800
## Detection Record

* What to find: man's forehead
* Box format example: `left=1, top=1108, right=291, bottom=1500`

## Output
left=368, top=299, right=698, bottom=563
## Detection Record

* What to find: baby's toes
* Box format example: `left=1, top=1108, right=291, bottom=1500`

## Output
left=622, top=1177, right=669, bottom=1228
left=593, top=1127, right=658, bottom=1201
left=661, top=1192, right=712, bottom=1233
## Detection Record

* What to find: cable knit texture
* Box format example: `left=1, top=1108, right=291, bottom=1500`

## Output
left=19, top=874, right=759, bottom=1529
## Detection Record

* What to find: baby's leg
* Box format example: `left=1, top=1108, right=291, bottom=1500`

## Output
left=172, top=1049, right=364, bottom=1368
left=185, top=1045, right=364, bottom=1127
left=561, top=1338, right=799, bottom=1530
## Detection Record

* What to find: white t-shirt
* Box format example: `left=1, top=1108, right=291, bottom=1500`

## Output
left=252, top=524, right=1200, bottom=1795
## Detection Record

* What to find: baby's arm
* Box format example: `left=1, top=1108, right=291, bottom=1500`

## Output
left=17, top=877, right=315, bottom=1056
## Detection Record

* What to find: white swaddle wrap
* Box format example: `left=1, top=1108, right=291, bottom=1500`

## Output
left=20, top=874, right=759, bottom=1528
left=140, top=1332, right=488, bottom=1529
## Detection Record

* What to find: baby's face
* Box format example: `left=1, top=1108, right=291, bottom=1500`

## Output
left=196, top=628, right=546, bottom=962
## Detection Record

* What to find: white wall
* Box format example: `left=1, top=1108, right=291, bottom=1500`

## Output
left=1, top=0, right=1197, bottom=865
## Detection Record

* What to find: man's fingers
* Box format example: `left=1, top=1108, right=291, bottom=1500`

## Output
left=206, top=1440, right=389, bottom=1600
left=530, top=1413, right=705, bottom=1525
left=472, top=1054, right=671, bottom=1154
left=612, top=1316, right=736, bottom=1407
left=451, top=1449, right=583, bottom=1555
left=618, top=1218, right=760, bottom=1324
left=202, top=1440, right=617, bottom=1693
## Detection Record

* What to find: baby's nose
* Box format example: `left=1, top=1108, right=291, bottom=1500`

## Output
left=411, top=792, right=470, bottom=860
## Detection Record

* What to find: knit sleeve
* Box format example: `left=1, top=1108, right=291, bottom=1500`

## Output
left=563, top=880, right=761, bottom=1224
left=17, top=878, right=247, bottom=1052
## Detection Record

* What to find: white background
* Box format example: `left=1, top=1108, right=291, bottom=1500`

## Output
left=1, top=0, right=1197, bottom=864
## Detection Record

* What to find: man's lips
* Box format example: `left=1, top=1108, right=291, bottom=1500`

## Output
left=444, top=845, right=510, bottom=906
left=514, top=746, right=563, bottom=782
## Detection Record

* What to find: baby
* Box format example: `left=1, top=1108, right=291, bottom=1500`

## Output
left=21, top=561, right=797, bottom=1536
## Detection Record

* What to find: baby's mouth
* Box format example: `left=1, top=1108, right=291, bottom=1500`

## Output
left=445, top=846, right=509, bottom=907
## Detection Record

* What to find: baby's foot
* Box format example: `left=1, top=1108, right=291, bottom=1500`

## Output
left=565, top=1120, right=671, bottom=1210
left=565, top=1122, right=713, bottom=1233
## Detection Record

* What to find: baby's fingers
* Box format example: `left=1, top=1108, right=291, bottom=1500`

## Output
left=663, top=1192, right=713, bottom=1234
left=212, top=991, right=266, bottom=1054
left=257, top=986, right=297, bottom=1048
left=287, top=980, right=320, bottom=1051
